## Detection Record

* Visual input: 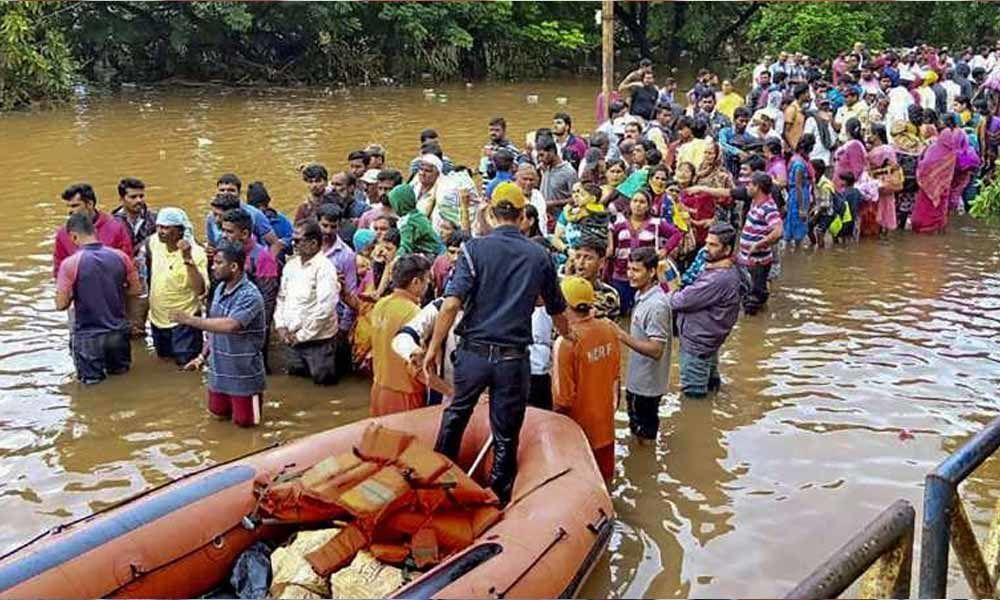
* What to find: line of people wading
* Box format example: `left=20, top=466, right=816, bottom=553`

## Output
left=51, top=43, right=994, bottom=502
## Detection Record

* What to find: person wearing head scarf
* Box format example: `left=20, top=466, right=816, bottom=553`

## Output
left=412, top=153, right=444, bottom=217
left=149, top=207, right=208, bottom=365
left=352, top=228, right=377, bottom=256
left=910, top=123, right=981, bottom=233
left=388, top=184, right=443, bottom=257
left=918, top=70, right=940, bottom=112
left=926, top=70, right=949, bottom=114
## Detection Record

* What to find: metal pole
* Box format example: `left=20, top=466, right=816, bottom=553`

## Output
left=601, top=0, right=614, bottom=113
left=919, top=474, right=955, bottom=598
left=785, top=499, right=915, bottom=599
left=950, top=497, right=995, bottom=599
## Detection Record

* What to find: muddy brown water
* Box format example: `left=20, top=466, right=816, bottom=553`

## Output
left=1, top=78, right=999, bottom=597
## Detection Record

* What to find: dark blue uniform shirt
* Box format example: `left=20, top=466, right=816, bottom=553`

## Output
left=445, top=225, right=565, bottom=348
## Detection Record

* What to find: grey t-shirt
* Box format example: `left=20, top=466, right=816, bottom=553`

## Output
left=540, top=161, right=578, bottom=205
left=626, top=285, right=673, bottom=397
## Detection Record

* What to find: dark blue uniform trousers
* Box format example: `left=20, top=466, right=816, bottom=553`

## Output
left=434, top=346, right=529, bottom=505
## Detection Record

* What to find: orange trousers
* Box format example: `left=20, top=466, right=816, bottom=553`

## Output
left=370, top=381, right=425, bottom=417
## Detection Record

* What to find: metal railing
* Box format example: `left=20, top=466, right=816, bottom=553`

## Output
left=786, top=500, right=915, bottom=599
left=919, top=415, right=1000, bottom=598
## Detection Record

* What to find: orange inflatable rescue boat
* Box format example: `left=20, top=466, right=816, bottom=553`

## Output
left=0, top=404, right=614, bottom=599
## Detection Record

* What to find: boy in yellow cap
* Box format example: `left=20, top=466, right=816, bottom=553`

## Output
left=552, top=276, right=622, bottom=482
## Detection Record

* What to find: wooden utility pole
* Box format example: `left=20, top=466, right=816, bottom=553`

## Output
left=602, top=0, right=614, bottom=107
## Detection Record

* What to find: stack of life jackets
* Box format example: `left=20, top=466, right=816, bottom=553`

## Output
left=256, top=424, right=503, bottom=577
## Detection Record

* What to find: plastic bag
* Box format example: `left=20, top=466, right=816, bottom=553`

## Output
left=329, top=550, right=404, bottom=599
left=230, top=542, right=272, bottom=599
left=270, top=528, right=341, bottom=599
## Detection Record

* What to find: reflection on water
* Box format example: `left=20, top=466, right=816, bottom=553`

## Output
left=2, top=81, right=1000, bottom=597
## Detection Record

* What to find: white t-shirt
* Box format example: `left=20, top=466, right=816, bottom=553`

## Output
left=887, top=86, right=914, bottom=132
left=898, top=63, right=921, bottom=83
left=918, top=87, right=937, bottom=111
left=941, top=80, right=961, bottom=112
left=529, top=306, right=554, bottom=375
left=803, top=116, right=834, bottom=166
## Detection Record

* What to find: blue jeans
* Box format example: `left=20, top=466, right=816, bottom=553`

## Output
left=434, top=345, right=529, bottom=504
left=72, top=329, right=131, bottom=384
left=679, top=348, right=720, bottom=398
left=151, top=323, right=203, bottom=365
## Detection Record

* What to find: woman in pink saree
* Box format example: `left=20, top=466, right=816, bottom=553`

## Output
left=867, top=123, right=903, bottom=233
left=834, top=117, right=868, bottom=192
left=910, top=123, right=980, bottom=234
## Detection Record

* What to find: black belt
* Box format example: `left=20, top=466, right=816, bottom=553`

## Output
left=460, top=341, right=527, bottom=360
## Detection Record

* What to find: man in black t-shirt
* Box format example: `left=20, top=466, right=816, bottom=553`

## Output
left=623, top=71, right=660, bottom=121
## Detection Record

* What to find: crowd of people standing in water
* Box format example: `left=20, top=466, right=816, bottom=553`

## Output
left=51, top=41, right=1000, bottom=501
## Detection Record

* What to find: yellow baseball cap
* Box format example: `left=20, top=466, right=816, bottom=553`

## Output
left=489, top=181, right=527, bottom=209
left=561, top=276, right=595, bottom=309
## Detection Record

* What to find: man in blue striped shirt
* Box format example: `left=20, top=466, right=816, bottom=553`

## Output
left=737, top=173, right=784, bottom=315
left=172, top=240, right=266, bottom=427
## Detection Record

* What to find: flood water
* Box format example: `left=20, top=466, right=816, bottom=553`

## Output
left=2, top=77, right=1000, bottom=597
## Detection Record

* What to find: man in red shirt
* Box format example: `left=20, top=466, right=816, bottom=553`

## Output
left=552, top=276, right=622, bottom=483
left=53, top=183, right=132, bottom=278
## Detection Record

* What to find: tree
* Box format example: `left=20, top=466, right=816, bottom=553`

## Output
left=748, top=3, right=888, bottom=61
left=615, top=2, right=652, bottom=61
left=0, top=3, right=75, bottom=110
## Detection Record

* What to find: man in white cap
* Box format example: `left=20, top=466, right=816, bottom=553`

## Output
left=412, top=153, right=478, bottom=233
left=360, top=168, right=381, bottom=205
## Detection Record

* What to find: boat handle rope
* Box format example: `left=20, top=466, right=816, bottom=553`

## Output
left=503, top=467, right=572, bottom=512
left=489, top=527, right=568, bottom=599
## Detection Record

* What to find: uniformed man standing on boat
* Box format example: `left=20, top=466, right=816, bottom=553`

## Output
left=423, top=182, right=572, bottom=506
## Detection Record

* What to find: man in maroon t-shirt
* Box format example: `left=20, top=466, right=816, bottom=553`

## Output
left=53, top=183, right=132, bottom=278
left=55, top=213, right=141, bottom=384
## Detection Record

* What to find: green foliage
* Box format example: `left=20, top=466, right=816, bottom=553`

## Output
left=9, top=0, right=1000, bottom=110
left=748, top=3, right=887, bottom=60
left=49, top=1, right=596, bottom=86
left=970, top=175, right=1000, bottom=220
left=0, top=3, right=76, bottom=110
left=885, top=2, right=1000, bottom=49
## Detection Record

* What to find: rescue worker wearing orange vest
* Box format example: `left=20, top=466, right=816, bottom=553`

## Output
left=552, top=277, right=622, bottom=483
left=424, top=182, right=572, bottom=506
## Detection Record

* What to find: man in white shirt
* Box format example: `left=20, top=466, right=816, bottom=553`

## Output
left=803, top=100, right=836, bottom=166
left=274, top=219, right=341, bottom=384
left=941, top=69, right=961, bottom=112
left=886, top=77, right=916, bottom=138
left=898, top=53, right=921, bottom=83
left=515, top=163, right=548, bottom=230
left=391, top=297, right=462, bottom=402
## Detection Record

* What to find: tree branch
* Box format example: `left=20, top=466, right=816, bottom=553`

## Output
left=706, top=2, right=762, bottom=58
